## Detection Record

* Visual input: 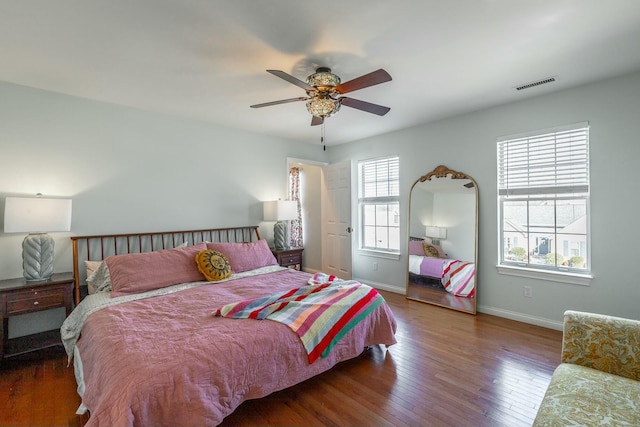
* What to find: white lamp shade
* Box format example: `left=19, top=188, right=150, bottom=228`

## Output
left=4, top=197, right=72, bottom=233
left=263, top=200, right=297, bottom=221
left=425, top=225, right=447, bottom=239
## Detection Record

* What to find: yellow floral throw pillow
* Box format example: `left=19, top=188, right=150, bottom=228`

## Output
left=195, top=250, right=232, bottom=282
left=423, top=243, right=441, bottom=258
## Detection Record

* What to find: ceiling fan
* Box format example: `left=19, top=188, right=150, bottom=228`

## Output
left=250, top=67, right=392, bottom=126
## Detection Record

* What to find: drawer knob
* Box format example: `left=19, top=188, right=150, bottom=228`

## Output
left=33, top=301, right=39, bottom=305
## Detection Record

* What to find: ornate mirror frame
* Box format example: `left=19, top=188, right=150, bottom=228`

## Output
left=406, top=165, right=478, bottom=314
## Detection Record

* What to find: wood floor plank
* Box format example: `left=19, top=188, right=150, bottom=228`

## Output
left=0, top=290, right=562, bottom=427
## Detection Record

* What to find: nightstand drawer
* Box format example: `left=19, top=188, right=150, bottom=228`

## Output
left=6, top=288, right=66, bottom=316
left=271, top=248, right=304, bottom=270
left=280, top=253, right=302, bottom=265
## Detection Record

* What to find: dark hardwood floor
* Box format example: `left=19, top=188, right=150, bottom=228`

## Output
left=0, top=290, right=562, bottom=427
left=0, top=347, right=86, bottom=427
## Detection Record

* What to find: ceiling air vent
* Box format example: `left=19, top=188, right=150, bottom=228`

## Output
left=514, top=76, right=557, bottom=91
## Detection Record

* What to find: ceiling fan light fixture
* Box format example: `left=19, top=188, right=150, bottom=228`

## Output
left=306, top=97, right=340, bottom=118
left=252, top=67, right=391, bottom=124
left=306, top=67, right=341, bottom=90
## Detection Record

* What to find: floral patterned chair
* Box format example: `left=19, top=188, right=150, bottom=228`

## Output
left=533, top=310, right=640, bottom=427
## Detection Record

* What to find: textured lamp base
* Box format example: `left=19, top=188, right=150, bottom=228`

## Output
left=273, top=221, right=288, bottom=251
left=22, top=233, right=55, bottom=281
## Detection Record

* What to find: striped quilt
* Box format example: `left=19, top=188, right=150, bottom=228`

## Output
left=214, top=273, right=384, bottom=363
left=442, top=260, right=475, bottom=297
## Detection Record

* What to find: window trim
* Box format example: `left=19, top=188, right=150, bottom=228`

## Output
left=358, top=155, right=400, bottom=254
left=497, top=122, right=591, bottom=277
left=496, top=264, right=592, bottom=286
left=357, top=247, right=401, bottom=260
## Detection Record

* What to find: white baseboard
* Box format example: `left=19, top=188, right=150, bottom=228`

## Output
left=354, top=276, right=563, bottom=331
left=335, top=275, right=564, bottom=331
left=353, top=277, right=405, bottom=294
left=478, top=305, right=563, bottom=331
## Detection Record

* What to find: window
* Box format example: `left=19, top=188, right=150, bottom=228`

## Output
left=358, top=155, right=400, bottom=253
left=497, top=122, right=590, bottom=276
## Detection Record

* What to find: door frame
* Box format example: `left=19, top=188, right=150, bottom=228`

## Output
left=286, top=157, right=328, bottom=274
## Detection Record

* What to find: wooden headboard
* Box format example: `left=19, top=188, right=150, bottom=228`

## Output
left=70, top=226, right=261, bottom=304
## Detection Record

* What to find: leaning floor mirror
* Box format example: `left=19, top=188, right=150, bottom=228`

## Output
left=406, top=165, right=478, bottom=314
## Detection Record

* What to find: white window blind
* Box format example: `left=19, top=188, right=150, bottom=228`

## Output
left=359, top=156, right=400, bottom=199
left=498, top=122, right=589, bottom=197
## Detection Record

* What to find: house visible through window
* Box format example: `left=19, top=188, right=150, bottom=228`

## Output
left=497, top=122, right=590, bottom=275
left=358, top=155, right=400, bottom=253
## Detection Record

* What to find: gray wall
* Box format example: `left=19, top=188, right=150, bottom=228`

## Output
left=329, top=70, right=640, bottom=328
left=2, top=70, right=639, bottom=336
left=0, top=81, right=328, bottom=336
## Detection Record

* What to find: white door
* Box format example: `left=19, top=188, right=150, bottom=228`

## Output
left=321, top=161, right=352, bottom=279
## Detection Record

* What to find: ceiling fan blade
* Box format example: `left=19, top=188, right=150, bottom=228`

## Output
left=334, top=69, right=392, bottom=94
left=267, top=70, right=313, bottom=91
left=340, top=97, right=390, bottom=116
left=310, top=116, right=324, bottom=126
left=250, top=97, right=308, bottom=108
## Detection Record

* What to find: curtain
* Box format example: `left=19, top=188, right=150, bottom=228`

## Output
left=289, top=167, right=303, bottom=248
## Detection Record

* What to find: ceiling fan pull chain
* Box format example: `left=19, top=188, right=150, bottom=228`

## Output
left=321, top=121, right=326, bottom=151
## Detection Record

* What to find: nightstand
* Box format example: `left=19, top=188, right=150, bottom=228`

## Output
left=0, top=272, right=74, bottom=361
left=272, top=247, right=304, bottom=270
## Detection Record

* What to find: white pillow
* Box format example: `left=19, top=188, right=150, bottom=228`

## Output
left=85, top=260, right=102, bottom=278
left=86, top=261, right=112, bottom=294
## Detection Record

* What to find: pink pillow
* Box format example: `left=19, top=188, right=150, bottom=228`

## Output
left=206, top=240, right=277, bottom=273
left=107, top=243, right=207, bottom=297
left=409, top=240, right=425, bottom=255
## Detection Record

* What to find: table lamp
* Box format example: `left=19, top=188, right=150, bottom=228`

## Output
left=425, top=225, right=447, bottom=246
left=263, top=200, right=297, bottom=251
left=4, top=196, right=72, bottom=281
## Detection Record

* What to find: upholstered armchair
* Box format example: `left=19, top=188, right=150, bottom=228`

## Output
left=533, top=310, right=640, bottom=426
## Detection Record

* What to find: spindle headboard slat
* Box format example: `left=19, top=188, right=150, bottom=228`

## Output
left=70, top=226, right=261, bottom=304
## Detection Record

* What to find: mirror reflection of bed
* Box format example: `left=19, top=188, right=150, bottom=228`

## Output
left=406, top=165, right=478, bottom=314
left=407, top=266, right=476, bottom=312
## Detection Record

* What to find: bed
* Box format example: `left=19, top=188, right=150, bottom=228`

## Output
left=62, top=226, right=397, bottom=427
left=408, top=238, right=475, bottom=297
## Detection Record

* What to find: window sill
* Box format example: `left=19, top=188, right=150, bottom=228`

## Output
left=358, top=249, right=401, bottom=261
left=496, top=264, right=592, bottom=286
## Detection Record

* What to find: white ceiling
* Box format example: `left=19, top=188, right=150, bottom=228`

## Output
left=2, top=1, right=640, bottom=146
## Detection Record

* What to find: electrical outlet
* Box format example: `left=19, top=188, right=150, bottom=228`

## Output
left=523, top=286, right=533, bottom=298
left=372, top=262, right=378, bottom=271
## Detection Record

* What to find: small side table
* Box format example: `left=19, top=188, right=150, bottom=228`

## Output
left=0, top=272, right=74, bottom=361
left=272, top=247, right=304, bottom=271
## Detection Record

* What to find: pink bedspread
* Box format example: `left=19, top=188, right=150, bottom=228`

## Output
left=75, top=269, right=397, bottom=426
left=418, top=256, right=445, bottom=277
